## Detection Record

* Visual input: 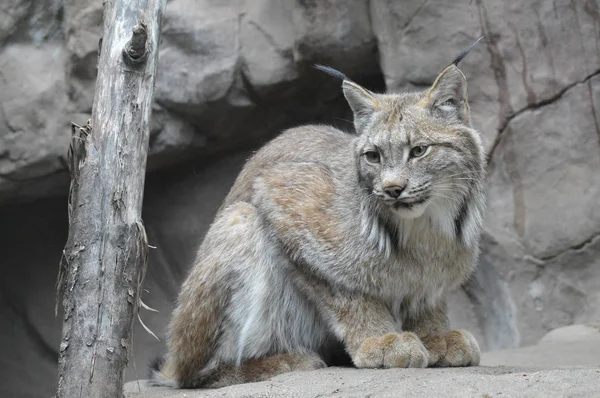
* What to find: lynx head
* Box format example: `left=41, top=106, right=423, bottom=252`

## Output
left=317, top=39, right=486, bottom=224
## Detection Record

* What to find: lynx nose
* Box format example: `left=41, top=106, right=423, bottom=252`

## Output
left=383, top=184, right=406, bottom=199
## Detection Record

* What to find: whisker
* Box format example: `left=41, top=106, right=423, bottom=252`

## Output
left=435, top=178, right=479, bottom=186
left=439, top=177, right=480, bottom=181
left=440, top=171, right=482, bottom=180
left=444, top=170, right=481, bottom=175
left=429, top=193, right=456, bottom=202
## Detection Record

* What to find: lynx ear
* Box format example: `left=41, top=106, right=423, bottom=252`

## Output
left=423, top=37, right=483, bottom=125
left=343, top=80, right=379, bottom=133
left=424, top=65, right=470, bottom=124
left=313, top=64, right=379, bottom=134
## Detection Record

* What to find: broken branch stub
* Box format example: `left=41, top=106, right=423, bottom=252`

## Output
left=124, top=22, right=149, bottom=66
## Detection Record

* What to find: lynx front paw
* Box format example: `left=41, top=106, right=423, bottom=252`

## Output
left=353, top=332, right=428, bottom=369
left=422, top=329, right=480, bottom=367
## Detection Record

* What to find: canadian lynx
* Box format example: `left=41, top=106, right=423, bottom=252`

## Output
left=151, top=39, right=487, bottom=388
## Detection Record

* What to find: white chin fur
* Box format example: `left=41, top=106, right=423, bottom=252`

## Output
left=393, top=202, right=428, bottom=219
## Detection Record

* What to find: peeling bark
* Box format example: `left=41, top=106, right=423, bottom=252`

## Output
left=54, top=0, right=166, bottom=397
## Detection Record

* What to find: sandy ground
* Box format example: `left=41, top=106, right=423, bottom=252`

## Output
left=125, top=334, right=600, bottom=398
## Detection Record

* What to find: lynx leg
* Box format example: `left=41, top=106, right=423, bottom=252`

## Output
left=153, top=202, right=330, bottom=388
left=203, top=353, right=326, bottom=388
left=304, top=282, right=428, bottom=369
left=150, top=203, right=262, bottom=387
left=402, top=301, right=480, bottom=367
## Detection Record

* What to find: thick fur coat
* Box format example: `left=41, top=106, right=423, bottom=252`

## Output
left=151, top=41, right=487, bottom=389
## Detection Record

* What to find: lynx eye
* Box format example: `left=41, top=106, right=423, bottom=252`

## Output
left=364, top=151, right=380, bottom=164
left=410, top=145, right=428, bottom=158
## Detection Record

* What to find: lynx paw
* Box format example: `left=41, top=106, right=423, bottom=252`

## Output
left=422, top=329, right=480, bottom=367
left=353, top=332, right=428, bottom=369
left=285, top=353, right=328, bottom=371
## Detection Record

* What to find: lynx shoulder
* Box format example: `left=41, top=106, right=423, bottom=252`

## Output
left=151, top=39, right=487, bottom=388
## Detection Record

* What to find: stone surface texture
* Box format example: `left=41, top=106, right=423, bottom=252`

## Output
left=125, top=367, right=600, bottom=398
left=0, top=0, right=598, bottom=397
left=123, top=325, right=600, bottom=397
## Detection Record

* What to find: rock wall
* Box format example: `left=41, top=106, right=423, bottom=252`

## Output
left=0, top=0, right=598, bottom=397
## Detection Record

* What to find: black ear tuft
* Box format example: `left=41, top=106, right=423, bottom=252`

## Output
left=451, top=36, right=484, bottom=66
left=313, top=64, right=350, bottom=82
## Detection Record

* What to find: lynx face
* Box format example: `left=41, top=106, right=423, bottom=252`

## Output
left=346, top=66, right=484, bottom=220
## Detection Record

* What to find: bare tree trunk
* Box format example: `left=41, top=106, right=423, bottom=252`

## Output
left=55, top=0, right=166, bottom=396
